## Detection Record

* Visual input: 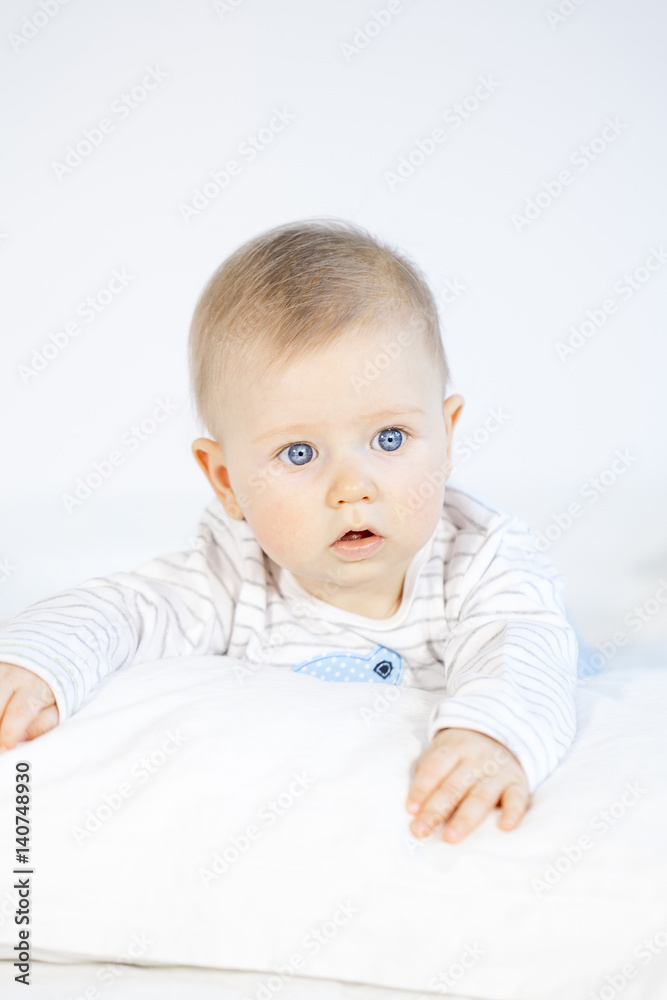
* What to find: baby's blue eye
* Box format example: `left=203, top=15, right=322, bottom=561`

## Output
left=374, top=428, right=404, bottom=452
left=276, top=428, right=405, bottom=466
left=278, top=443, right=315, bottom=466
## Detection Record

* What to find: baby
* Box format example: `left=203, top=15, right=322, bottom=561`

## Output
left=0, top=218, right=578, bottom=844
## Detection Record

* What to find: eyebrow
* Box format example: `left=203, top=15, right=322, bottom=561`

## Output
left=253, top=407, right=428, bottom=443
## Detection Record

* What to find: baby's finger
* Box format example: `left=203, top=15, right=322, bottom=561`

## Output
left=24, top=704, right=59, bottom=741
left=410, top=761, right=478, bottom=838
left=439, top=778, right=505, bottom=842
left=0, top=692, right=43, bottom=751
left=498, top=781, right=531, bottom=831
left=405, top=740, right=460, bottom=814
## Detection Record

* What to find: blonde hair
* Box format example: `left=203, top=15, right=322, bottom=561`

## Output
left=188, top=218, right=450, bottom=444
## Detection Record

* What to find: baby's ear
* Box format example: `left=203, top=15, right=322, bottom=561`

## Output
left=191, top=438, right=241, bottom=515
left=191, top=438, right=211, bottom=473
left=443, top=394, right=465, bottom=429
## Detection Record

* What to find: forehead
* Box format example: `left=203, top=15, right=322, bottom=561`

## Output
left=227, top=322, right=437, bottom=437
left=267, top=319, right=427, bottom=381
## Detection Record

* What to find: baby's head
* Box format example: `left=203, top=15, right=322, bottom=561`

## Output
left=189, top=219, right=464, bottom=618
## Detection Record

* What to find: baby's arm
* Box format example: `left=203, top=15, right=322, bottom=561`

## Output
left=405, top=510, right=578, bottom=841
left=0, top=505, right=241, bottom=749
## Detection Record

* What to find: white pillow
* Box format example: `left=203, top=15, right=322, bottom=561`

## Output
left=0, top=643, right=666, bottom=1000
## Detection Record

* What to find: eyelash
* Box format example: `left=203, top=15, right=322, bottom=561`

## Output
left=272, top=426, right=411, bottom=463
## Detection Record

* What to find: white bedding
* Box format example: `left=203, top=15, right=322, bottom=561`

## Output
left=0, top=960, right=469, bottom=1000
left=1, top=642, right=666, bottom=1000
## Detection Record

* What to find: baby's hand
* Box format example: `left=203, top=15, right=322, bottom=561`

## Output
left=405, top=727, right=530, bottom=843
left=0, top=662, right=59, bottom=753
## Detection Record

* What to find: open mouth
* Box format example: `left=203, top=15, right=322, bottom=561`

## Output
left=331, top=528, right=384, bottom=559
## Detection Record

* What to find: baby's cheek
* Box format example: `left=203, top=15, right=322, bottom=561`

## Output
left=392, top=475, right=445, bottom=531
left=236, top=466, right=285, bottom=517
left=248, top=494, right=307, bottom=555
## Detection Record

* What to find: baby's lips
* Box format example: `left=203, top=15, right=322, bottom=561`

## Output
left=333, top=525, right=382, bottom=543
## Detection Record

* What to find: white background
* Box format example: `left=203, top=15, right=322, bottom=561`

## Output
left=1, top=0, right=666, bottom=651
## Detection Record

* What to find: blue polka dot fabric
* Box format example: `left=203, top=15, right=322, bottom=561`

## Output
left=291, top=645, right=405, bottom=685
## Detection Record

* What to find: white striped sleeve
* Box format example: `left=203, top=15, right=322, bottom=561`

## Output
left=429, top=512, right=578, bottom=793
left=0, top=506, right=241, bottom=722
